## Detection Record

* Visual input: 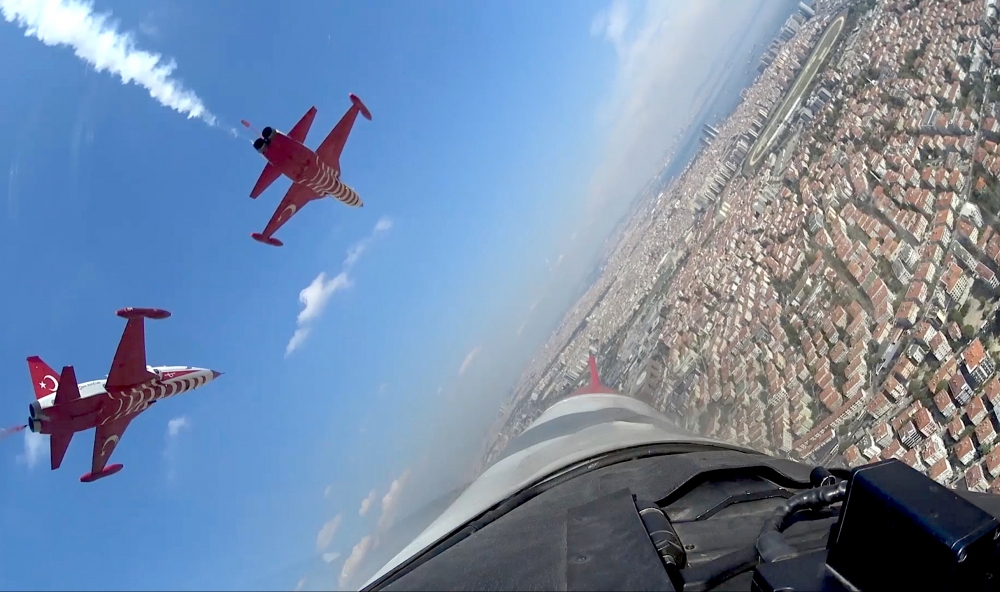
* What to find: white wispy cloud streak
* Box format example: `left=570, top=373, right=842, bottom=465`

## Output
left=584, top=0, right=765, bottom=214
left=590, top=0, right=630, bottom=55
left=164, top=415, right=190, bottom=481
left=458, top=346, right=482, bottom=377
left=285, top=271, right=352, bottom=355
left=17, top=430, right=46, bottom=469
left=316, top=514, right=343, bottom=552
left=167, top=416, right=189, bottom=436
left=359, top=489, right=377, bottom=517
left=339, top=535, right=373, bottom=589
left=0, top=0, right=217, bottom=125
left=286, top=217, right=393, bottom=356
left=339, top=468, right=412, bottom=588
left=345, top=217, right=393, bottom=267
left=376, top=469, right=410, bottom=534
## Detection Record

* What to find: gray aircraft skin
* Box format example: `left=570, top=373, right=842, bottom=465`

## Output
left=365, top=356, right=754, bottom=587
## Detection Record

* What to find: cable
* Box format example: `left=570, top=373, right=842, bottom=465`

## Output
left=809, top=466, right=837, bottom=487
left=755, top=480, right=848, bottom=563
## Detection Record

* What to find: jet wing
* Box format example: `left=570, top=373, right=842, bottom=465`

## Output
left=50, top=431, right=73, bottom=470
left=315, top=96, right=368, bottom=172
left=105, top=316, right=155, bottom=391
left=249, top=162, right=282, bottom=199
left=288, top=106, right=317, bottom=144
left=89, top=416, right=133, bottom=476
left=255, top=182, right=318, bottom=244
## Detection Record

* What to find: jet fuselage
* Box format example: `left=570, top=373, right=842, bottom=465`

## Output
left=258, top=131, right=362, bottom=207
left=28, top=366, right=220, bottom=436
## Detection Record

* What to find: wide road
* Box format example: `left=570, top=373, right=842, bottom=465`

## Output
left=745, top=11, right=848, bottom=173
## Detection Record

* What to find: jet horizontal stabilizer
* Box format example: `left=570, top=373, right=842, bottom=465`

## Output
left=350, top=93, right=372, bottom=121
left=116, top=307, right=170, bottom=320
left=79, top=463, right=123, bottom=483
left=251, top=233, right=284, bottom=247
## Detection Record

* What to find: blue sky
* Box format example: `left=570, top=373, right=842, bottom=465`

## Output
left=0, top=0, right=798, bottom=589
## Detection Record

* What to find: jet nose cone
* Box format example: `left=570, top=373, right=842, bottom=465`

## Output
left=211, top=371, right=223, bottom=380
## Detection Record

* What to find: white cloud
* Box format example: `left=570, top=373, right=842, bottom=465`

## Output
left=137, top=21, right=157, bottom=37
left=284, top=270, right=352, bottom=356
left=324, top=484, right=334, bottom=499
left=137, top=10, right=159, bottom=39
left=285, top=327, right=312, bottom=356
left=339, top=535, right=373, bottom=589
left=334, top=468, right=411, bottom=587
left=591, top=0, right=630, bottom=55
left=167, top=415, right=189, bottom=437
left=343, top=243, right=368, bottom=269
left=585, top=0, right=763, bottom=214
left=164, top=416, right=190, bottom=480
left=322, top=551, right=341, bottom=563
left=344, top=216, right=393, bottom=268
left=286, top=218, right=392, bottom=356
left=299, top=272, right=352, bottom=326
left=294, top=577, right=306, bottom=592
left=377, top=469, right=411, bottom=532
left=359, top=489, right=377, bottom=517
left=0, top=0, right=216, bottom=125
left=316, top=514, right=343, bottom=552
left=458, top=346, right=482, bottom=377
left=16, top=430, right=46, bottom=469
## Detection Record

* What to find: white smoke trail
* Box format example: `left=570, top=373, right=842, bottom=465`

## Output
left=0, top=0, right=217, bottom=126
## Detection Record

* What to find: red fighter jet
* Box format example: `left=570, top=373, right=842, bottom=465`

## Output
left=25, top=308, right=222, bottom=483
left=243, top=93, right=373, bottom=247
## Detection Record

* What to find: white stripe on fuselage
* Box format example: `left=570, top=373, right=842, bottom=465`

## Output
left=103, top=372, right=209, bottom=423
left=301, top=162, right=362, bottom=207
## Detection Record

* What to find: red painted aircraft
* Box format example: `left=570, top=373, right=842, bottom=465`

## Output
left=25, top=308, right=222, bottom=483
left=244, top=93, right=373, bottom=247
